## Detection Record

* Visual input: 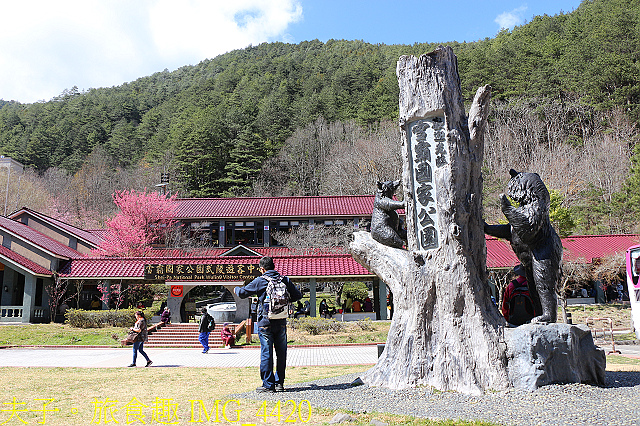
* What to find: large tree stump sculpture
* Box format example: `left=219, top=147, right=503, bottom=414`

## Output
left=350, top=47, right=509, bottom=394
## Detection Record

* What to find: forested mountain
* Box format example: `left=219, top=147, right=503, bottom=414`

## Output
left=0, top=0, right=639, bottom=233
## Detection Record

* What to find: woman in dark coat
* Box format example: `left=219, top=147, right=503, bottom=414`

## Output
left=129, top=311, right=152, bottom=367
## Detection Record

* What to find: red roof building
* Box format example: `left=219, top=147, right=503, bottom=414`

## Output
left=562, top=234, right=640, bottom=263
left=0, top=198, right=637, bottom=324
left=175, top=196, right=376, bottom=219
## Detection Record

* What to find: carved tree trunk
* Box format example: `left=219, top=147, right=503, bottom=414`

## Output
left=350, top=47, right=509, bottom=394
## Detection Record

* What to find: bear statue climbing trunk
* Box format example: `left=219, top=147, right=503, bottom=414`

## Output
left=350, top=47, right=509, bottom=394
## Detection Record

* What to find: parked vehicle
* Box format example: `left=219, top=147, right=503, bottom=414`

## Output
left=624, top=245, right=640, bottom=338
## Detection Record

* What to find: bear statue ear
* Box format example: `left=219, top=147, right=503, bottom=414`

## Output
left=377, top=181, right=383, bottom=189
left=509, top=169, right=519, bottom=178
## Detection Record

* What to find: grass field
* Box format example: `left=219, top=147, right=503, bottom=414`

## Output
left=2, top=360, right=637, bottom=425
left=565, top=303, right=635, bottom=330
left=0, top=323, right=125, bottom=346
left=0, top=366, right=499, bottom=426
left=1, top=304, right=638, bottom=425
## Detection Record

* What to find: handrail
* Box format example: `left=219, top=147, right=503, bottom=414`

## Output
left=586, top=317, right=621, bottom=355
left=1, top=306, right=24, bottom=319
left=234, top=320, right=246, bottom=335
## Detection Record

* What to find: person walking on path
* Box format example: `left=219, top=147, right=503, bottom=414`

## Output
left=198, top=307, right=215, bottom=353
left=235, top=256, right=302, bottom=393
left=128, top=311, right=152, bottom=367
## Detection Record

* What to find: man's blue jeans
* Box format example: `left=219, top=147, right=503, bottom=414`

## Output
left=257, top=321, right=287, bottom=390
left=199, top=332, right=210, bottom=351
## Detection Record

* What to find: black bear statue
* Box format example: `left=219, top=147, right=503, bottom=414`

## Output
left=371, top=180, right=407, bottom=249
left=484, top=169, right=562, bottom=324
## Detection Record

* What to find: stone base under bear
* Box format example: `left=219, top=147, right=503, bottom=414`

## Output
left=504, top=323, right=606, bottom=390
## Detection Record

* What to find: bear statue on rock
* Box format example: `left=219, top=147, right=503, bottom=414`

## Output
left=484, top=169, right=562, bottom=324
left=371, top=180, right=407, bottom=249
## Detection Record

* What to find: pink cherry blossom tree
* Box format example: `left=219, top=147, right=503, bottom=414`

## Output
left=93, top=189, right=178, bottom=257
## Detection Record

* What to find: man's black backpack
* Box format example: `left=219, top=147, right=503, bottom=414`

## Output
left=204, top=313, right=215, bottom=332
left=508, top=281, right=535, bottom=326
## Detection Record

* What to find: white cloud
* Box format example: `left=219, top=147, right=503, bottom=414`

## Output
left=0, top=0, right=302, bottom=103
left=495, top=5, right=528, bottom=31
left=148, top=0, right=302, bottom=63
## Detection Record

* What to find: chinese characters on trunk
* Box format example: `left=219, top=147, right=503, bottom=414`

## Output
left=407, top=116, right=448, bottom=251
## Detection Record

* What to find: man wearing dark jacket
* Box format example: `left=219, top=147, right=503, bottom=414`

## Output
left=235, top=256, right=302, bottom=393
left=198, top=307, right=214, bottom=353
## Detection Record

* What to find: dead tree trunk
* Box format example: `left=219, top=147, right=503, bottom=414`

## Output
left=350, top=47, right=509, bottom=394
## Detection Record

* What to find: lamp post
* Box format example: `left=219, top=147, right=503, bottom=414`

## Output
left=155, top=172, right=170, bottom=196
left=0, top=156, right=24, bottom=217
left=3, top=161, right=10, bottom=217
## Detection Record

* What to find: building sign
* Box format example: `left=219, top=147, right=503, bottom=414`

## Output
left=407, top=116, right=449, bottom=251
left=170, top=285, right=183, bottom=297
left=144, top=264, right=260, bottom=281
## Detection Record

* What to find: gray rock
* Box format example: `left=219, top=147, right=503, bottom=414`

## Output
left=350, top=377, right=364, bottom=387
left=329, top=413, right=356, bottom=424
left=370, top=420, right=388, bottom=426
left=504, top=323, right=605, bottom=390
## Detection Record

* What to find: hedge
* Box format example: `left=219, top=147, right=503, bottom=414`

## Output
left=64, top=308, right=149, bottom=328
left=290, top=317, right=346, bottom=335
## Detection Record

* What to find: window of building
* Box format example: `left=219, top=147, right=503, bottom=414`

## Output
left=183, top=221, right=218, bottom=246
left=225, top=221, right=264, bottom=246
left=269, top=220, right=309, bottom=246
left=35, top=278, right=43, bottom=307
left=13, top=273, right=24, bottom=306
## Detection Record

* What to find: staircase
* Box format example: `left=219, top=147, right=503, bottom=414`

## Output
left=146, top=323, right=230, bottom=348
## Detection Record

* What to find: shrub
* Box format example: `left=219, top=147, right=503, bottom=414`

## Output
left=65, top=308, right=145, bottom=328
left=290, top=317, right=346, bottom=335
left=356, top=317, right=375, bottom=331
left=342, top=282, right=368, bottom=301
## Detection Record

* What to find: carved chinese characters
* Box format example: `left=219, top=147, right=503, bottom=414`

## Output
left=407, top=116, right=448, bottom=251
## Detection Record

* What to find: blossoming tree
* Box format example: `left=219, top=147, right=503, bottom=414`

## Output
left=93, top=189, right=178, bottom=257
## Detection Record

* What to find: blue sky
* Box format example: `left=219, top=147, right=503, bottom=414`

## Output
left=288, top=0, right=581, bottom=45
left=0, top=0, right=583, bottom=104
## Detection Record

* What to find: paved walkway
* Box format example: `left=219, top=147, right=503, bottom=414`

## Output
left=0, top=343, right=637, bottom=368
left=603, top=342, right=640, bottom=357
left=0, top=345, right=380, bottom=368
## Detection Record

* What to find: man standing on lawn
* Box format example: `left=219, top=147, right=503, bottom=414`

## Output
left=234, top=256, right=302, bottom=393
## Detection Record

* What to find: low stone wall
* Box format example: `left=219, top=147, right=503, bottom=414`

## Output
left=567, top=297, right=595, bottom=305
left=330, top=312, right=376, bottom=321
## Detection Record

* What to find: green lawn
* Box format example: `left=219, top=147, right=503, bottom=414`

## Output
left=0, top=366, right=499, bottom=426
left=0, top=323, right=125, bottom=346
